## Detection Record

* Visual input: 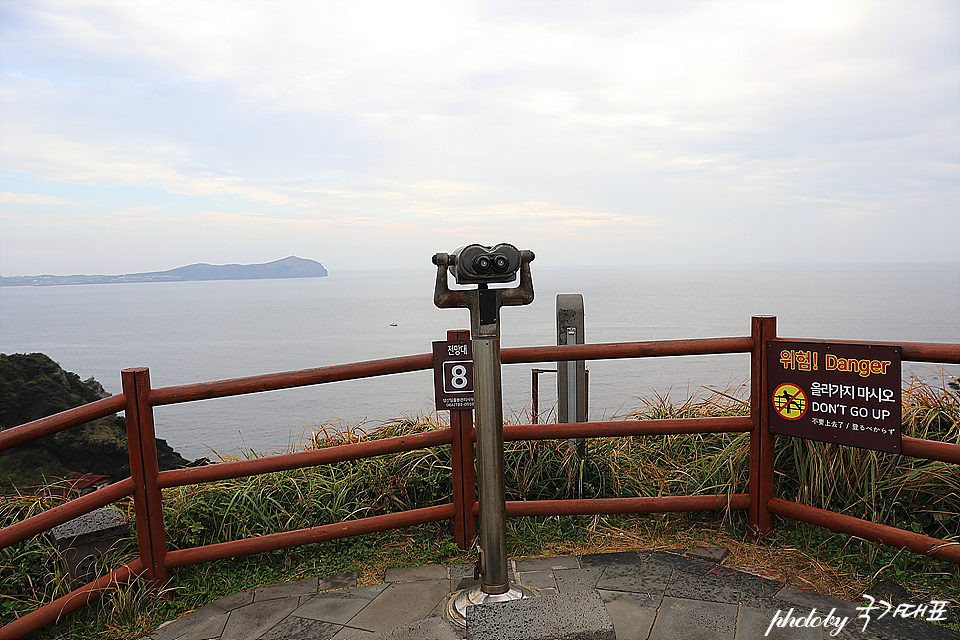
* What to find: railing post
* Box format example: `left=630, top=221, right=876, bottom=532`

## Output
left=448, top=330, right=477, bottom=550
left=749, top=316, right=777, bottom=539
left=531, top=368, right=539, bottom=425
left=121, top=368, right=169, bottom=587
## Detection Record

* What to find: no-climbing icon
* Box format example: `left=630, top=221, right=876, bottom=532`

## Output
left=772, top=382, right=807, bottom=421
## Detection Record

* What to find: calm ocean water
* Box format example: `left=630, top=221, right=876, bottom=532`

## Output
left=2, top=263, right=958, bottom=460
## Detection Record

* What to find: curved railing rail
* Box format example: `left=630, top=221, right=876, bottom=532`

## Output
left=1, top=317, right=957, bottom=638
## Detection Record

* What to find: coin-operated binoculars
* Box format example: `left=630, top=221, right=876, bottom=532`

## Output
left=433, top=243, right=538, bottom=627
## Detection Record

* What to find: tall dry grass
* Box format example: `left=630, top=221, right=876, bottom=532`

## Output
left=160, top=374, right=958, bottom=549
left=773, top=373, right=959, bottom=540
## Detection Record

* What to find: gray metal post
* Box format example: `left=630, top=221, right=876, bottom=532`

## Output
left=557, top=294, right=587, bottom=454
left=473, top=336, right=509, bottom=593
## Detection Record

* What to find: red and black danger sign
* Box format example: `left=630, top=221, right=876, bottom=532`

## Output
left=432, top=340, right=474, bottom=411
left=767, top=341, right=902, bottom=453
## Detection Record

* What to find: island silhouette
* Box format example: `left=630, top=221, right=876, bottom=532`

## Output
left=0, top=256, right=328, bottom=287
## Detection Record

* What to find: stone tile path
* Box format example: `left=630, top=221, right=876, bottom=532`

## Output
left=141, top=549, right=959, bottom=640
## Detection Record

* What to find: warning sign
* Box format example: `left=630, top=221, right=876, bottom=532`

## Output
left=433, top=340, right=474, bottom=411
left=772, top=383, right=807, bottom=421
left=767, top=341, right=902, bottom=453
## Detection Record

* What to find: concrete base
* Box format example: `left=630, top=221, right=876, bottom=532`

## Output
left=445, top=583, right=538, bottom=630
left=466, top=591, right=615, bottom=640
left=50, top=506, right=128, bottom=580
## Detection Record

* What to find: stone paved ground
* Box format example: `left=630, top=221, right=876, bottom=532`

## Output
left=141, top=549, right=959, bottom=640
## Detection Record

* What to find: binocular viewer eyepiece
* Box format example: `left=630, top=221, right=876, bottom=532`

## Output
left=432, top=243, right=533, bottom=285
left=472, top=251, right=510, bottom=275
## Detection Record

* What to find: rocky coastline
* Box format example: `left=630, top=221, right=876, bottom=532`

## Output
left=0, top=353, right=195, bottom=491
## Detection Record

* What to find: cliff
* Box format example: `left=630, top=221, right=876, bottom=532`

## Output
left=0, top=353, right=189, bottom=489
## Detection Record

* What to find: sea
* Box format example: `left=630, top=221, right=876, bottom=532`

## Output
left=2, top=263, right=958, bottom=461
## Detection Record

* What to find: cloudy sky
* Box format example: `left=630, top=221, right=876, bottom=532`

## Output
left=1, top=0, right=957, bottom=276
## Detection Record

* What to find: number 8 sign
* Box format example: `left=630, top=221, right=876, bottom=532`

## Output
left=433, top=340, right=475, bottom=410
left=444, top=361, right=473, bottom=393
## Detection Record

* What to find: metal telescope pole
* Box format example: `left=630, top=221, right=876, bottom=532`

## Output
left=432, top=246, right=538, bottom=628
left=473, top=302, right=509, bottom=593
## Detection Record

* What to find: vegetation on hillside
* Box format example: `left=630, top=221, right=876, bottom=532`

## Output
left=0, top=353, right=107, bottom=429
left=0, top=353, right=188, bottom=489
left=0, top=374, right=957, bottom=638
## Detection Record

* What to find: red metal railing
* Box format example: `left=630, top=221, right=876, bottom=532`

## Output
left=1, top=317, right=957, bottom=638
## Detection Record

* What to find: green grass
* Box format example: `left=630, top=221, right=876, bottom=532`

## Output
left=1, top=376, right=957, bottom=638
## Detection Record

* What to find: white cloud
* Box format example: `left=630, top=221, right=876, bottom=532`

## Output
left=0, top=0, right=957, bottom=274
left=0, top=192, right=74, bottom=205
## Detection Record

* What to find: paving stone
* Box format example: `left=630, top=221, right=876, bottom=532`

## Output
left=331, top=627, right=378, bottom=639
left=735, top=572, right=787, bottom=611
left=220, top=598, right=299, bottom=640
left=345, top=583, right=391, bottom=599
left=319, top=573, right=359, bottom=591
left=347, top=579, right=452, bottom=632
left=515, top=555, right=581, bottom=572
left=665, top=565, right=740, bottom=604
left=771, top=590, right=886, bottom=639
left=665, top=563, right=776, bottom=606
left=254, top=578, right=318, bottom=601
left=839, top=613, right=960, bottom=640
left=258, top=615, right=342, bottom=640
left=648, top=597, right=738, bottom=640
left=579, top=551, right=645, bottom=568
left=646, top=550, right=713, bottom=576
left=144, top=550, right=948, bottom=640
left=141, top=606, right=229, bottom=640
left=174, top=612, right=230, bottom=640
left=739, top=605, right=828, bottom=639
left=428, top=595, right=449, bottom=619
left=686, top=544, right=730, bottom=564
left=452, top=576, right=481, bottom=591
left=294, top=593, right=378, bottom=624
left=555, top=567, right=605, bottom=594
left=450, top=563, right=478, bottom=580
left=208, top=588, right=257, bottom=612
left=384, top=564, right=447, bottom=582
left=466, top=591, right=615, bottom=640
left=595, top=558, right=672, bottom=595
left=517, top=570, right=557, bottom=591
left=776, top=587, right=857, bottom=615
left=597, top=589, right=660, bottom=608
left=597, top=590, right=659, bottom=640
left=362, top=616, right=465, bottom=640
left=766, top=592, right=905, bottom=640
left=139, top=621, right=173, bottom=640
left=831, top=617, right=900, bottom=640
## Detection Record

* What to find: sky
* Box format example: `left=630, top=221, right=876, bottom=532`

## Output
left=1, top=0, right=958, bottom=276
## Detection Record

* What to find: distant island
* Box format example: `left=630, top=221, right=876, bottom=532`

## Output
left=0, top=256, right=328, bottom=287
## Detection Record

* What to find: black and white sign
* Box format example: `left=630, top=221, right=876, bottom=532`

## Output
left=433, top=340, right=474, bottom=411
